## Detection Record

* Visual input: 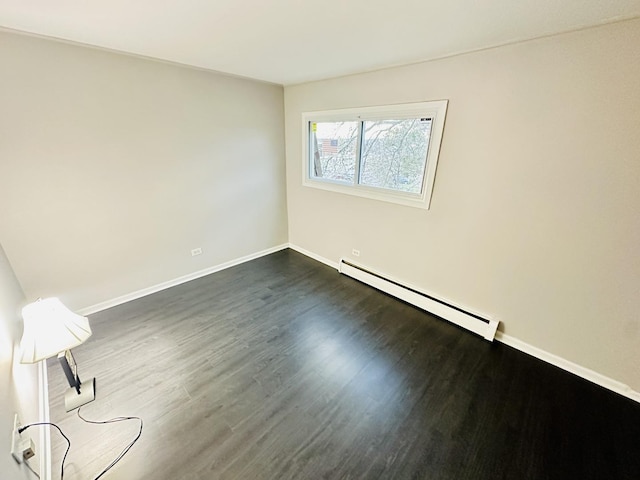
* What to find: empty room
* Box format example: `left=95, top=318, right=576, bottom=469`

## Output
left=1, top=1, right=639, bottom=479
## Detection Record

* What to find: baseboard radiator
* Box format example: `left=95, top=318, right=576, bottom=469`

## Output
left=338, top=259, right=499, bottom=341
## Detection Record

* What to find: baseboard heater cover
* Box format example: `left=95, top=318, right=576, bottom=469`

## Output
left=338, top=259, right=499, bottom=341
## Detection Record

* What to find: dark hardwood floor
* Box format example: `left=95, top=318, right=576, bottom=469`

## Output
left=47, top=249, right=640, bottom=479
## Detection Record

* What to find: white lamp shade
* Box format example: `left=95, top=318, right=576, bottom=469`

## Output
left=20, top=297, right=92, bottom=363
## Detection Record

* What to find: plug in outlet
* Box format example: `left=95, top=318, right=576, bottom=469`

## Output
left=10, top=414, right=22, bottom=463
left=10, top=414, right=35, bottom=464
left=191, top=247, right=203, bottom=256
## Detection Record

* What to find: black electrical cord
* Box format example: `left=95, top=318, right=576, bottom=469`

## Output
left=19, top=411, right=142, bottom=480
left=21, top=360, right=141, bottom=478
left=18, top=422, right=70, bottom=480
left=72, top=363, right=143, bottom=477
left=76, top=406, right=143, bottom=480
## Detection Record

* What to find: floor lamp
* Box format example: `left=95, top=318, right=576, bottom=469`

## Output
left=20, top=298, right=96, bottom=412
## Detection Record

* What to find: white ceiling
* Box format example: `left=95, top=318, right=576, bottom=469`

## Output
left=1, top=0, right=639, bottom=85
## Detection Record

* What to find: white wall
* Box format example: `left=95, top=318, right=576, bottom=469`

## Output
left=285, top=19, right=640, bottom=392
left=0, top=30, right=287, bottom=311
left=0, top=242, right=40, bottom=478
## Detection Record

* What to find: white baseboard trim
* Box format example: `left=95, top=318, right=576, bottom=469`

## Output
left=75, top=243, right=639, bottom=404
left=78, top=244, right=289, bottom=316
left=288, top=243, right=339, bottom=269
left=495, top=331, right=640, bottom=403
left=288, top=244, right=640, bottom=404
left=38, top=361, right=51, bottom=480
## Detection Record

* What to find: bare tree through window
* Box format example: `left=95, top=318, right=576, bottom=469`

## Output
left=304, top=100, right=448, bottom=209
left=311, top=118, right=431, bottom=194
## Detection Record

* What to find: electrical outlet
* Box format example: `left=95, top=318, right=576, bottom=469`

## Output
left=10, top=414, right=22, bottom=463
left=10, top=414, right=34, bottom=464
left=352, top=249, right=360, bottom=257
left=191, top=247, right=203, bottom=256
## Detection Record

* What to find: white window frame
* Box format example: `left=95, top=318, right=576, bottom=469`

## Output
left=302, top=100, right=448, bottom=209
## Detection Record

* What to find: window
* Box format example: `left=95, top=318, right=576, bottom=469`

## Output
left=303, top=100, right=448, bottom=209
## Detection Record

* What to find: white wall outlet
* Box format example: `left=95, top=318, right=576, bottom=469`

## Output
left=352, top=249, right=360, bottom=257
left=10, top=414, right=35, bottom=464
left=191, top=247, right=203, bottom=256
left=11, top=414, right=22, bottom=463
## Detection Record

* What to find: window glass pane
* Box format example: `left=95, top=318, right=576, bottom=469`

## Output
left=310, top=121, right=359, bottom=183
left=359, top=118, right=432, bottom=194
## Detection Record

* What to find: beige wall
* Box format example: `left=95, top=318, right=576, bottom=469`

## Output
left=285, top=20, right=640, bottom=391
left=0, top=242, right=40, bottom=478
left=0, top=31, right=287, bottom=311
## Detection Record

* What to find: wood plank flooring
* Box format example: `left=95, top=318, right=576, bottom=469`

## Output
left=47, top=249, right=640, bottom=479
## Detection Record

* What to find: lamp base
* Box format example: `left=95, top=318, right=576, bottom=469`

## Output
left=64, top=377, right=96, bottom=412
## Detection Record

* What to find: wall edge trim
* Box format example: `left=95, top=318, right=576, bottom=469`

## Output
left=288, top=243, right=339, bottom=269
left=290, top=243, right=640, bottom=404
left=495, top=331, right=640, bottom=403
left=77, top=244, right=289, bottom=316
left=38, top=361, right=51, bottom=480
